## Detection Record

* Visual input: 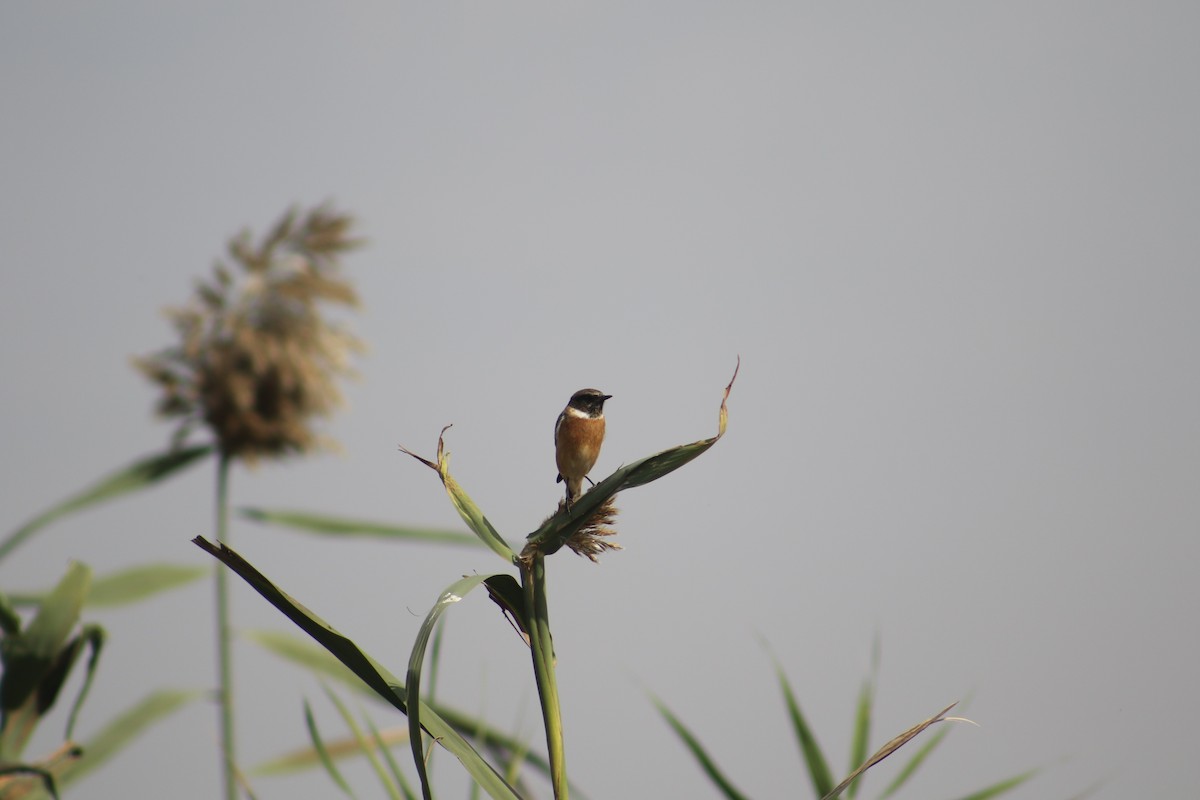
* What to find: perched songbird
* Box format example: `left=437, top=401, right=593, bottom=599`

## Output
left=554, top=388, right=612, bottom=506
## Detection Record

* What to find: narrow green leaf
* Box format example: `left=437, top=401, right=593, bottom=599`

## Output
left=248, top=629, right=568, bottom=792
left=949, top=768, right=1039, bottom=800
left=322, top=686, right=401, bottom=800
left=399, top=428, right=517, bottom=563
left=407, top=574, right=494, bottom=800
left=61, top=625, right=104, bottom=740
left=241, top=509, right=483, bottom=549
left=87, top=564, right=209, bottom=608
left=244, top=630, right=370, bottom=698
left=0, top=445, right=214, bottom=562
left=525, top=361, right=737, bottom=556
left=845, top=676, right=874, bottom=799
left=192, top=537, right=523, bottom=800
left=0, top=563, right=93, bottom=758
left=520, top=554, right=567, bottom=798
left=772, top=658, right=834, bottom=798
left=651, top=696, right=750, bottom=800
left=61, top=689, right=204, bottom=786
left=304, top=698, right=356, bottom=799
left=20, top=563, right=90, bottom=658
left=365, top=713, right=418, bottom=800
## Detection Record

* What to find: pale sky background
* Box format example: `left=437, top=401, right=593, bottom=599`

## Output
left=2, top=3, right=1198, bottom=799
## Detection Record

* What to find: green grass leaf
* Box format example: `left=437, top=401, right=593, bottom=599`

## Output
left=322, top=686, right=402, bottom=800
left=83, top=564, right=209, bottom=608
left=0, top=445, right=213, bottom=562
left=950, top=768, right=1040, bottom=800
left=845, top=678, right=874, bottom=799
left=365, top=712, right=418, bottom=800
left=193, top=536, right=522, bottom=800
left=769, top=655, right=834, bottom=799
left=399, top=428, right=517, bottom=563
left=62, top=689, right=204, bottom=787
left=244, top=630, right=374, bottom=698
left=303, top=698, right=356, bottom=799
left=0, top=563, right=93, bottom=759
left=240, top=509, right=483, bottom=549
left=651, top=696, right=750, bottom=800
left=406, top=574, right=497, bottom=800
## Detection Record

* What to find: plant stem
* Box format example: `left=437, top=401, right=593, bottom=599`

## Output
left=522, top=553, right=568, bottom=799
left=214, top=453, right=237, bottom=800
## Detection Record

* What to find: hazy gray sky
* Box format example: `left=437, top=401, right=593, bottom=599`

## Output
left=2, top=4, right=1197, bottom=798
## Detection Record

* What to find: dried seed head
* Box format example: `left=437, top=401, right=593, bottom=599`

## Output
left=134, top=205, right=363, bottom=463
left=564, top=497, right=622, bottom=562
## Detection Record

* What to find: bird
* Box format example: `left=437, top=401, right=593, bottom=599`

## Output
left=554, top=387, right=612, bottom=507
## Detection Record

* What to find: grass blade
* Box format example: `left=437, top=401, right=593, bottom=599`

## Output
left=0, top=445, right=213, bottom=562
left=254, top=726, right=409, bottom=776
left=845, top=676, right=875, bottom=798
left=61, top=689, right=204, bottom=786
left=365, top=713, right=419, bottom=800
left=303, top=698, right=356, bottom=799
left=192, top=536, right=522, bottom=800
left=249, top=629, right=569, bottom=790
left=323, top=686, right=401, bottom=800
left=770, top=656, right=834, bottom=798
left=400, top=427, right=516, bottom=563
left=244, top=630, right=372, bottom=697
left=84, top=564, right=208, bottom=608
left=406, top=574, right=495, bottom=800
left=651, top=696, right=750, bottom=800
left=241, top=509, right=482, bottom=549
left=949, top=768, right=1039, bottom=800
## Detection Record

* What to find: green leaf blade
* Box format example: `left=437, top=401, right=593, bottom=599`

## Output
left=0, top=445, right=213, bottom=562
left=61, top=689, right=204, bottom=787
left=651, top=696, right=751, bottom=800
left=193, top=537, right=522, bottom=800
left=241, top=509, right=483, bottom=549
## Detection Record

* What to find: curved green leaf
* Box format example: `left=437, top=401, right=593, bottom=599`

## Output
left=406, top=574, right=497, bottom=800
left=89, top=564, right=209, bottom=608
left=0, top=445, right=214, bottom=562
left=61, top=689, right=204, bottom=786
left=651, top=695, right=750, bottom=800
left=193, top=536, right=522, bottom=800
left=303, top=698, right=356, bottom=798
left=399, top=428, right=516, bottom=563
left=950, top=768, right=1040, bottom=800
left=1, top=563, right=93, bottom=759
left=771, top=655, right=834, bottom=798
left=241, top=509, right=482, bottom=549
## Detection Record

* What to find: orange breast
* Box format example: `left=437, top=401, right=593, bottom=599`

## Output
left=555, top=416, right=606, bottom=478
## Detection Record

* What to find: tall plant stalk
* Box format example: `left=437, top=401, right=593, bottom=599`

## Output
left=521, top=553, right=567, bottom=799
left=214, top=453, right=237, bottom=800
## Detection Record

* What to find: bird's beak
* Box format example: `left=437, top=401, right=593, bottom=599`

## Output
left=602, top=394, right=613, bottom=401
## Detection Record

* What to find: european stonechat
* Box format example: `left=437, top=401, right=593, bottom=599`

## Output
left=554, top=388, right=612, bottom=506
